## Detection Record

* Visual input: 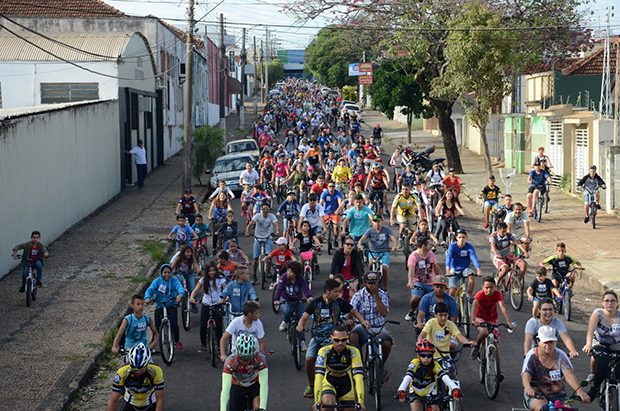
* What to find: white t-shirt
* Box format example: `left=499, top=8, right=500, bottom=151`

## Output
left=427, top=169, right=446, bottom=185
left=240, top=170, right=260, bottom=186
left=226, top=316, right=265, bottom=352
left=505, top=211, right=530, bottom=238
left=198, top=277, right=227, bottom=306
left=252, top=213, right=278, bottom=238
left=129, top=146, right=147, bottom=164
left=300, top=203, right=325, bottom=228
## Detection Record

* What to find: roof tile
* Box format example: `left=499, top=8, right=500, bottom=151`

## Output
left=563, top=43, right=618, bottom=76
left=0, top=0, right=126, bottom=18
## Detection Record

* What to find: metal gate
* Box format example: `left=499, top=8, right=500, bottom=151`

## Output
left=548, top=120, right=563, bottom=175
left=575, top=128, right=588, bottom=189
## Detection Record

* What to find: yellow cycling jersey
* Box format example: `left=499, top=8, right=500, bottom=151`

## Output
left=392, top=193, right=421, bottom=217
left=112, top=364, right=164, bottom=407
left=404, top=358, right=446, bottom=397
left=333, top=166, right=352, bottom=183
left=314, top=344, right=364, bottom=404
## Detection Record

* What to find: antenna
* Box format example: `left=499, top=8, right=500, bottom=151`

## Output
left=599, top=6, right=614, bottom=118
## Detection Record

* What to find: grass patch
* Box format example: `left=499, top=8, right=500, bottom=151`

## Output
left=101, top=273, right=116, bottom=279
left=139, top=239, right=167, bottom=261
left=62, top=354, right=89, bottom=361
left=125, top=275, right=147, bottom=283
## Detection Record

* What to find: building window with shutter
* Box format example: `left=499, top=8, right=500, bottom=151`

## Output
left=40, top=83, right=99, bottom=104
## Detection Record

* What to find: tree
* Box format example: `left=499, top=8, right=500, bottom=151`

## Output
left=371, top=58, right=434, bottom=144
left=432, top=3, right=515, bottom=178
left=257, top=58, right=284, bottom=86
left=341, top=85, right=358, bottom=102
left=191, top=125, right=224, bottom=184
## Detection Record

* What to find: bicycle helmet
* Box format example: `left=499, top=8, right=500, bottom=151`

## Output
left=416, top=339, right=436, bottom=354
left=287, top=190, right=297, bottom=196
left=236, top=332, right=258, bottom=359
left=128, top=342, right=151, bottom=369
left=372, top=162, right=381, bottom=168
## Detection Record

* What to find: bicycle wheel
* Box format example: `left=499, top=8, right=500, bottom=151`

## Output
left=292, top=327, right=303, bottom=370
left=461, top=292, right=471, bottom=338
left=484, top=344, right=500, bottom=400
left=306, top=267, right=313, bottom=290
left=31, top=282, right=37, bottom=301
left=373, top=357, right=383, bottom=410
left=564, top=289, right=572, bottom=321
left=544, top=192, right=549, bottom=214
left=327, top=223, right=333, bottom=255
left=591, top=203, right=597, bottom=229
left=509, top=273, right=524, bottom=311
left=478, top=348, right=485, bottom=383
left=367, top=353, right=376, bottom=395
left=372, top=200, right=380, bottom=215
left=210, top=325, right=217, bottom=368
left=271, top=282, right=280, bottom=314
left=535, top=197, right=542, bottom=223
left=197, top=250, right=206, bottom=271
left=553, top=295, right=563, bottom=314
left=403, top=232, right=411, bottom=258
left=607, top=383, right=620, bottom=411
left=488, top=213, right=496, bottom=235
left=25, top=278, right=32, bottom=307
left=182, top=295, right=191, bottom=331
left=159, top=319, right=174, bottom=365
left=260, top=260, right=266, bottom=290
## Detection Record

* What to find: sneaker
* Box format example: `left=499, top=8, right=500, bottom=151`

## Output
left=470, top=346, right=480, bottom=360
left=334, top=239, right=339, bottom=248
left=584, top=216, right=589, bottom=224
left=483, top=223, right=489, bottom=229
left=499, top=373, right=505, bottom=382
left=405, top=311, right=415, bottom=321
left=191, top=302, right=199, bottom=314
left=198, top=345, right=206, bottom=353
left=251, top=275, right=258, bottom=284
left=36, top=280, right=42, bottom=287
left=440, top=241, right=446, bottom=247
left=597, top=204, right=602, bottom=210
left=301, top=340, right=308, bottom=352
left=269, top=282, right=277, bottom=291
left=279, top=321, right=288, bottom=332
left=18, top=286, right=25, bottom=293
left=205, top=250, right=210, bottom=257
left=398, top=238, right=403, bottom=249
left=303, top=385, right=314, bottom=398
left=176, top=342, right=183, bottom=350
left=586, top=372, right=595, bottom=383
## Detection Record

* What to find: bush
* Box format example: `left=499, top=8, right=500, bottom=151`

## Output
left=192, top=125, right=224, bottom=184
left=556, top=172, right=572, bottom=195
left=342, top=85, right=358, bottom=102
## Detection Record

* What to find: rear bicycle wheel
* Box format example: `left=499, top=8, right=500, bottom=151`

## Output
left=509, top=273, right=524, bottom=311
left=484, top=344, right=500, bottom=400
left=607, top=383, right=619, bottom=411
left=159, top=319, right=174, bottom=365
left=564, top=289, right=572, bottom=321
left=182, top=295, right=191, bottom=331
left=210, top=324, right=217, bottom=367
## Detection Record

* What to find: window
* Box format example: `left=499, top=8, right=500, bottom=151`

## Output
left=40, top=83, right=99, bottom=104
left=0, top=83, right=2, bottom=108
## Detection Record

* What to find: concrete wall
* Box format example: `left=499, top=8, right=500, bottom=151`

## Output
left=0, top=100, right=120, bottom=278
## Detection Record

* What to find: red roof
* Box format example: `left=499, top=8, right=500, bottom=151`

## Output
left=0, top=0, right=126, bottom=18
left=563, top=42, right=618, bottom=76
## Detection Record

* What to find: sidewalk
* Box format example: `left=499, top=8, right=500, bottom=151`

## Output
left=0, top=111, right=248, bottom=411
left=363, top=108, right=620, bottom=292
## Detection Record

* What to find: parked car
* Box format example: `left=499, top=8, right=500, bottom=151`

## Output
left=224, top=138, right=260, bottom=159
left=339, top=100, right=355, bottom=109
left=342, top=104, right=362, bottom=120
left=268, top=89, right=282, bottom=97
left=206, top=153, right=256, bottom=193
left=326, top=90, right=339, bottom=99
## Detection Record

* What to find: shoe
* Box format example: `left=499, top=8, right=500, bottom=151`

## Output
left=483, top=223, right=489, bottom=229
left=499, top=373, right=505, bottom=382
left=586, top=372, right=595, bottom=383
left=36, top=280, right=42, bottom=287
left=303, top=385, right=314, bottom=398
left=440, top=241, right=446, bottom=247
left=191, top=302, right=199, bottom=314
left=528, top=212, right=534, bottom=217
left=584, top=216, right=589, bottom=224
left=205, top=251, right=210, bottom=257
left=470, top=346, right=480, bottom=360
left=198, top=345, right=206, bottom=353
left=405, top=311, right=415, bottom=321
left=469, top=296, right=474, bottom=304
left=398, top=238, right=403, bottom=249
left=251, top=275, right=258, bottom=284
left=176, top=342, right=183, bottom=350
left=279, top=321, right=288, bottom=332
left=18, top=286, right=25, bottom=293
left=269, top=282, right=277, bottom=291
left=301, top=340, right=308, bottom=352
left=597, top=204, right=602, bottom=209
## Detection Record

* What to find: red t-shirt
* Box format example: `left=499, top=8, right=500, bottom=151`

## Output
left=474, top=289, right=504, bottom=322
left=258, top=134, right=271, bottom=149
left=28, top=244, right=39, bottom=263
left=442, top=176, right=463, bottom=196
left=219, top=261, right=236, bottom=280
left=340, top=256, right=354, bottom=281
left=268, top=249, right=293, bottom=267
left=311, top=183, right=327, bottom=196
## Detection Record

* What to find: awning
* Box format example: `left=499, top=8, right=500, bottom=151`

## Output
left=227, top=76, right=242, bottom=94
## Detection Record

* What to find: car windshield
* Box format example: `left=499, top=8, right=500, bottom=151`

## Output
left=228, top=141, right=257, bottom=153
left=212, top=157, right=250, bottom=174
left=344, top=105, right=360, bottom=111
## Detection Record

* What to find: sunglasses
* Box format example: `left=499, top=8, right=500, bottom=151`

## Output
left=418, top=353, right=433, bottom=359
left=332, top=337, right=348, bottom=343
left=344, top=243, right=355, bottom=246
left=604, top=300, right=618, bottom=303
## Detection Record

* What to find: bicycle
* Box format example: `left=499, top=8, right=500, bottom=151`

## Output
left=448, top=273, right=475, bottom=338
left=326, top=215, right=337, bottom=255
left=195, top=240, right=207, bottom=271
left=275, top=177, right=288, bottom=204
left=368, top=250, right=388, bottom=276
left=284, top=216, right=297, bottom=249
left=474, top=322, right=515, bottom=400
left=242, top=202, right=254, bottom=225
left=496, top=255, right=525, bottom=311
left=271, top=264, right=288, bottom=314
left=370, top=188, right=386, bottom=216
left=533, top=185, right=546, bottom=223
left=223, top=301, right=243, bottom=357
left=553, top=267, right=583, bottom=322
left=263, top=182, right=274, bottom=209
left=587, top=350, right=620, bottom=411
left=15, top=251, right=41, bottom=307
left=583, top=186, right=603, bottom=229
left=203, top=302, right=225, bottom=367
left=397, top=392, right=451, bottom=411
left=283, top=304, right=305, bottom=370
left=301, top=248, right=317, bottom=290
left=523, top=380, right=586, bottom=411
left=319, top=402, right=362, bottom=410
left=401, top=222, right=416, bottom=259
left=365, top=320, right=400, bottom=411
left=436, top=344, right=470, bottom=411
left=175, top=270, right=196, bottom=332
left=440, top=215, right=458, bottom=251
left=255, top=235, right=272, bottom=290
left=488, top=203, right=499, bottom=234
left=147, top=297, right=179, bottom=365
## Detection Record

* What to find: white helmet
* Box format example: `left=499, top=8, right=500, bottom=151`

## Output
left=128, top=342, right=151, bottom=369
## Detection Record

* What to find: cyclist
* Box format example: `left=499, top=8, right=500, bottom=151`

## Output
left=526, top=161, right=552, bottom=217
left=107, top=343, right=164, bottom=411
left=533, top=146, right=553, bottom=169
left=209, top=180, right=235, bottom=201
left=112, top=294, right=158, bottom=355
left=320, top=181, right=345, bottom=248
left=297, top=278, right=370, bottom=398
left=313, top=326, right=366, bottom=411
left=215, top=210, right=239, bottom=250
left=145, top=264, right=184, bottom=350
left=249, top=184, right=271, bottom=216
left=348, top=271, right=393, bottom=381
left=426, top=163, right=446, bottom=198
left=411, top=219, right=439, bottom=251
left=332, top=158, right=352, bottom=193
left=415, top=276, right=458, bottom=329
left=523, top=297, right=580, bottom=359
left=263, top=237, right=296, bottom=290
left=175, top=188, right=200, bottom=226
left=220, top=266, right=257, bottom=314
left=490, top=222, right=529, bottom=285
left=330, top=236, right=364, bottom=293
left=277, top=190, right=301, bottom=235
left=323, top=149, right=338, bottom=181
left=445, top=229, right=482, bottom=299
left=12, top=230, right=49, bottom=291
left=350, top=155, right=367, bottom=190
left=373, top=123, right=383, bottom=142
left=310, top=175, right=329, bottom=197
left=496, top=194, right=513, bottom=222
left=191, top=214, right=211, bottom=257
left=220, top=333, right=268, bottom=411
left=259, top=158, right=275, bottom=191
left=168, top=214, right=197, bottom=250
left=241, top=184, right=253, bottom=218
left=434, top=189, right=464, bottom=246
left=300, top=165, right=319, bottom=194
left=470, top=276, right=516, bottom=378
left=189, top=261, right=226, bottom=352
left=299, top=193, right=326, bottom=245
left=406, top=236, right=442, bottom=322
left=365, top=162, right=389, bottom=217
left=390, top=182, right=423, bottom=248
left=239, top=162, right=260, bottom=187
left=577, top=165, right=607, bottom=224
left=357, top=214, right=398, bottom=291
left=442, top=168, right=464, bottom=200
left=389, top=146, right=404, bottom=190
left=219, top=301, right=265, bottom=363
left=209, top=191, right=233, bottom=251
left=418, top=301, right=476, bottom=358
left=274, top=261, right=313, bottom=351
left=170, top=244, right=202, bottom=294
left=246, top=204, right=279, bottom=283
left=396, top=339, right=462, bottom=411
left=505, top=202, right=531, bottom=252
left=527, top=266, right=562, bottom=318
left=541, top=242, right=582, bottom=290
left=478, top=175, right=502, bottom=229
left=400, top=163, right=416, bottom=187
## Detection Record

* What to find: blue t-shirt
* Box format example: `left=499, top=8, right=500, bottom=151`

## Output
left=277, top=199, right=301, bottom=218
left=529, top=169, right=550, bottom=188
left=317, top=134, right=329, bottom=147
left=124, top=313, right=151, bottom=348
left=446, top=242, right=481, bottom=271
left=321, top=190, right=344, bottom=215
left=346, top=206, right=374, bottom=237
left=192, top=222, right=210, bottom=239
left=419, top=293, right=459, bottom=324
left=348, top=149, right=359, bottom=160
left=400, top=171, right=416, bottom=185
left=171, top=224, right=194, bottom=247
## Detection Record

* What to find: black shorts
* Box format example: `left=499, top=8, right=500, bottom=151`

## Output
left=229, top=382, right=260, bottom=411
left=121, top=402, right=157, bottom=411
left=528, top=185, right=547, bottom=194
left=369, top=188, right=386, bottom=202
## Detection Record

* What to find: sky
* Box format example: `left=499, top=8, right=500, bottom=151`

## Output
left=105, top=0, right=620, bottom=51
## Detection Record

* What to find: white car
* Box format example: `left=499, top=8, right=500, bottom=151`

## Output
left=224, top=138, right=260, bottom=159
left=342, top=104, right=362, bottom=120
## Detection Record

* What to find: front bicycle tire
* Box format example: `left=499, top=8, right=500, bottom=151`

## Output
left=292, top=327, right=303, bottom=370
left=272, top=283, right=280, bottom=314
left=373, top=357, right=383, bottom=410
left=544, top=192, right=549, bottom=214
left=489, top=214, right=496, bottom=235
left=461, top=293, right=471, bottom=338
left=607, top=383, right=619, bottom=411
left=31, top=283, right=37, bottom=301
left=182, top=295, right=191, bottom=331
left=159, top=319, right=174, bottom=365
left=509, top=273, right=524, bottom=311
left=450, top=395, right=465, bottom=411
left=260, top=260, right=266, bottom=290
left=535, top=198, right=543, bottom=223
left=25, top=278, right=32, bottom=307
left=327, top=224, right=333, bottom=255
left=478, top=349, right=485, bottom=383
left=403, top=232, right=411, bottom=258
left=306, top=267, right=313, bottom=290
left=210, top=325, right=217, bottom=368
left=564, top=289, right=572, bottom=321
left=197, top=251, right=206, bottom=271
left=591, top=203, right=597, bottom=229
left=484, top=344, right=500, bottom=400
left=367, top=354, right=376, bottom=395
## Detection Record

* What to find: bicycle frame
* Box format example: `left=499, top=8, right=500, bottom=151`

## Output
left=591, top=350, right=620, bottom=411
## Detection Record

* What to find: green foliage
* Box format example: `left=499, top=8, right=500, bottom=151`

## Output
left=192, top=125, right=224, bottom=183
left=557, top=172, right=573, bottom=195
left=341, top=86, right=358, bottom=102
left=257, top=58, right=284, bottom=85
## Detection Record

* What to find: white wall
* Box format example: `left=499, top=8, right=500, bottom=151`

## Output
left=0, top=100, right=120, bottom=279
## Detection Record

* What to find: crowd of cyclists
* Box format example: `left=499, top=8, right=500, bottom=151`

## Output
left=11, top=78, right=615, bottom=411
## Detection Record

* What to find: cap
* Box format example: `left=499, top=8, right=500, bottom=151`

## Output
left=287, top=190, right=296, bottom=196
left=413, top=180, right=421, bottom=185
left=433, top=275, right=448, bottom=286
left=184, top=188, right=192, bottom=194
left=372, top=162, right=381, bottom=168
left=449, top=168, right=455, bottom=172
left=352, top=143, right=358, bottom=148
left=537, top=326, right=557, bottom=343
left=489, top=175, right=496, bottom=179
left=278, top=144, right=284, bottom=148
left=538, top=146, right=545, bottom=151
left=288, top=131, right=294, bottom=135
left=590, top=165, right=597, bottom=170
left=372, top=214, right=383, bottom=221
left=415, top=171, right=422, bottom=175
left=376, top=123, right=380, bottom=127
left=275, top=237, right=287, bottom=245
left=307, top=165, right=314, bottom=171
left=363, top=271, right=381, bottom=283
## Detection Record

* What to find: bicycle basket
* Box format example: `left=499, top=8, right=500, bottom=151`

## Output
left=301, top=251, right=314, bottom=261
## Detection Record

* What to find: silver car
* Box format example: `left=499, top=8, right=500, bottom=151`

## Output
left=206, top=153, right=256, bottom=193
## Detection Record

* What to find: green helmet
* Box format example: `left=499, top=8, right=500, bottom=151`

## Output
left=236, top=332, right=257, bottom=359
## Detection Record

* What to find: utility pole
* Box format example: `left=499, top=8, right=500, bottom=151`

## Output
left=260, top=39, right=264, bottom=103
left=240, top=27, right=246, bottom=129
left=615, top=41, right=619, bottom=145
left=265, top=27, right=269, bottom=100
left=253, top=36, right=257, bottom=115
left=219, top=13, right=226, bottom=135
left=182, top=0, right=195, bottom=190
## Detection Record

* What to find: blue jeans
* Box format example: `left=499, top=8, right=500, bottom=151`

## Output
left=136, top=163, right=147, bottom=188
left=281, top=301, right=306, bottom=341
left=22, top=260, right=43, bottom=287
left=177, top=272, right=196, bottom=294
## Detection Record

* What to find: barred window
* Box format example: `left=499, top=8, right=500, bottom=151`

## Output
left=41, top=83, right=99, bottom=104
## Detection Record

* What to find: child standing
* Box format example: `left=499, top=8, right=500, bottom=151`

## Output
left=112, top=294, right=158, bottom=354
left=145, top=264, right=185, bottom=350
left=527, top=266, right=562, bottom=317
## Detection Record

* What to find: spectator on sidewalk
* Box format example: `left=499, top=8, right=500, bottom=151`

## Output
left=124, top=140, right=147, bottom=189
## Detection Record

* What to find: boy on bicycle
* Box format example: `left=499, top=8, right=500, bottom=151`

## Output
left=168, top=214, right=197, bottom=250
left=478, top=175, right=502, bottom=229
left=277, top=190, right=301, bottom=229
left=406, top=236, right=442, bottom=322
left=490, top=222, right=529, bottom=284
left=527, top=266, right=562, bottom=318
left=445, top=229, right=482, bottom=299
left=263, top=237, right=297, bottom=290
left=191, top=214, right=210, bottom=257
left=112, top=294, right=158, bottom=355
left=470, top=276, right=515, bottom=379
left=12, top=230, right=49, bottom=291
left=418, top=301, right=475, bottom=359
left=216, top=210, right=238, bottom=249
left=357, top=214, right=397, bottom=291
left=220, top=266, right=258, bottom=314
left=540, top=242, right=582, bottom=289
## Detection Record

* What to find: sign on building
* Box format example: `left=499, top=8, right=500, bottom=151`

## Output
left=359, top=74, right=373, bottom=85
